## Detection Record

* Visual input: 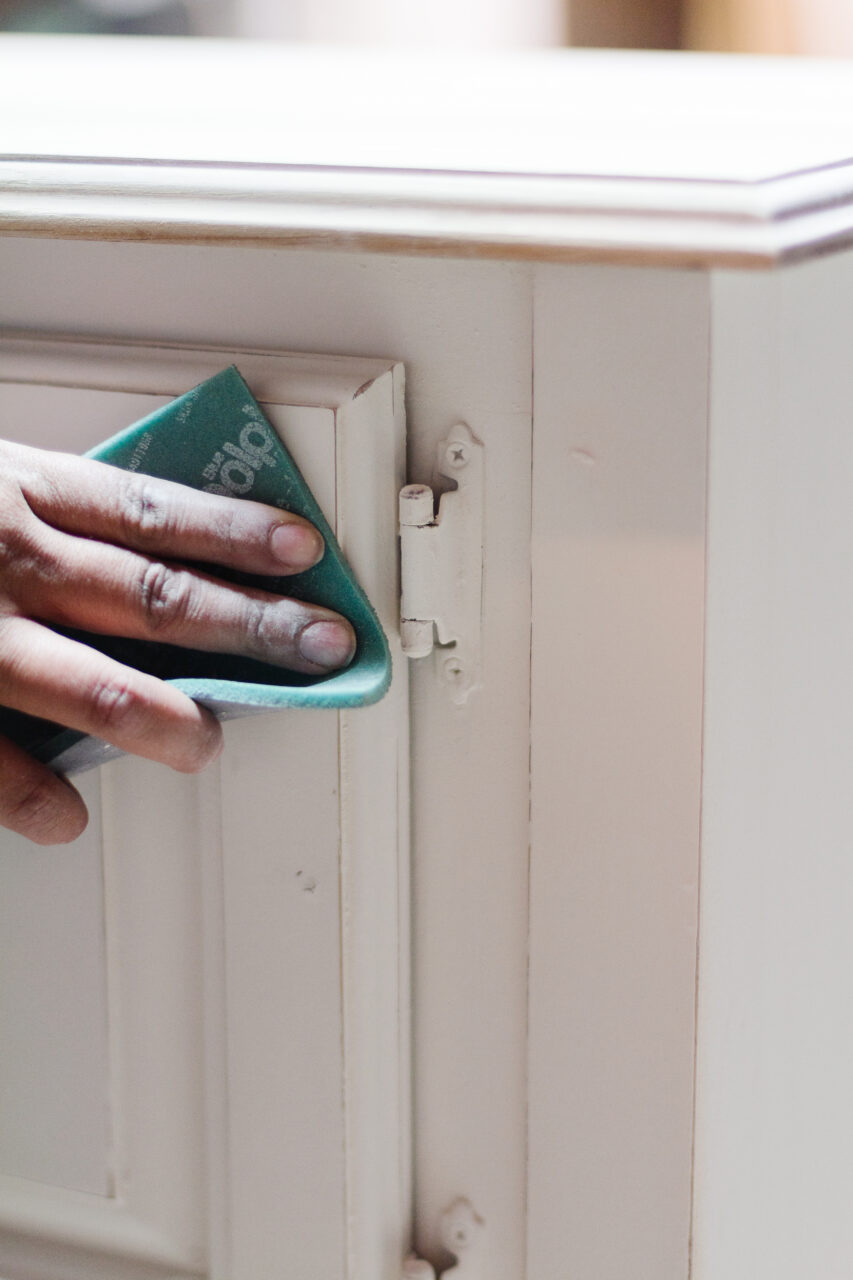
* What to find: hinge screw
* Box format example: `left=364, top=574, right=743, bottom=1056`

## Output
left=446, top=443, right=468, bottom=469
left=443, top=656, right=466, bottom=684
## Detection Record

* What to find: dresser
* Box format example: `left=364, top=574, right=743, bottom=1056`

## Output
left=2, top=37, right=853, bottom=1280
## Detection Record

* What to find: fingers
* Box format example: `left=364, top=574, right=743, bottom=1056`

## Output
left=17, top=527, right=356, bottom=674
left=0, top=617, right=224, bottom=774
left=15, top=446, right=325, bottom=575
left=0, top=440, right=354, bottom=844
left=0, top=733, right=88, bottom=845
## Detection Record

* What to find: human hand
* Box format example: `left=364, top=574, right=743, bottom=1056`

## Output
left=0, top=440, right=356, bottom=845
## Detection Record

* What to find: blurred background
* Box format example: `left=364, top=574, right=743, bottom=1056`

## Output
left=1, top=0, right=851, bottom=54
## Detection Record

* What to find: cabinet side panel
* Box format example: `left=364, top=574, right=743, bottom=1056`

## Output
left=529, top=264, right=708, bottom=1280
left=693, top=257, right=853, bottom=1280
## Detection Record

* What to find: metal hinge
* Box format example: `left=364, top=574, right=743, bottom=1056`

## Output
left=401, top=1198, right=485, bottom=1279
left=399, top=424, right=484, bottom=704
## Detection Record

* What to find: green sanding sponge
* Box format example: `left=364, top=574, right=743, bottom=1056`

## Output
left=0, top=366, right=392, bottom=775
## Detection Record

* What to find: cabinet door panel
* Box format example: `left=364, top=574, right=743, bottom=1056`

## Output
left=0, top=772, right=108, bottom=1197
left=0, top=339, right=409, bottom=1280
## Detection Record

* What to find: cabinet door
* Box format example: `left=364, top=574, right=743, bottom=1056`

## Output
left=0, top=338, right=410, bottom=1280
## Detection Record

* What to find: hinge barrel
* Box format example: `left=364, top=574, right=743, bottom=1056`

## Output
left=400, top=484, right=441, bottom=657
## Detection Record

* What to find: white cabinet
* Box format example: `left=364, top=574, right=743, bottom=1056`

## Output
left=2, top=36, right=853, bottom=1280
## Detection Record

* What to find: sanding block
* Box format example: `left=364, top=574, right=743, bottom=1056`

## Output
left=0, top=366, right=391, bottom=774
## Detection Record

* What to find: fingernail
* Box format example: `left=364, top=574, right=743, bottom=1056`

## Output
left=270, top=522, right=324, bottom=569
left=298, top=620, right=356, bottom=670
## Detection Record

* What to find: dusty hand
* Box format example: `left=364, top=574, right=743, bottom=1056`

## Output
left=0, top=440, right=356, bottom=845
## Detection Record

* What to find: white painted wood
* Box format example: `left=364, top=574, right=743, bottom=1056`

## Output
left=98, top=758, right=210, bottom=1273
left=528, top=265, right=708, bottom=1279
left=692, top=251, right=853, bottom=1279
left=334, top=374, right=411, bottom=1277
left=0, top=339, right=409, bottom=1280
left=402, top=268, right=532, bottom=1280
left=0, top=242, right=539, bottom=1280
left=5, top=41, right=853, bottom=264
left=4, top=69, right=853, bottom=1278
left=0, top=772, right=109, bottom=1197
left=0, top=337, right=398, bottom=413
left=8, top=80, right=853, bottom=1280
left=11, top=154, right=853, bottom=268
left=218, top=378, right=411, bottom=1280
left=218, top=709, right=347, bottom=1280
left=14, top=229, right=853, bottom=1280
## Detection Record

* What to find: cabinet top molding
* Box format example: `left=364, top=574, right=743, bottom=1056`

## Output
left=4, top=36, right=853, bottom=267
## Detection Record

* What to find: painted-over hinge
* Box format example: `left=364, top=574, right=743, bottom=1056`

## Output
left=401, top=1198, right=485, bottom=1279
left=398, top=424, right=484, bottom=704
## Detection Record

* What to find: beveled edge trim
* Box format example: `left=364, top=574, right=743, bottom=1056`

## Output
left=4, top=157, right=853, bottom=266
left=0, top=332, right=396, bottom=409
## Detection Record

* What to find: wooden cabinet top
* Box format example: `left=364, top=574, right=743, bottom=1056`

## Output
left=4, top=35, right=853, bottom=266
